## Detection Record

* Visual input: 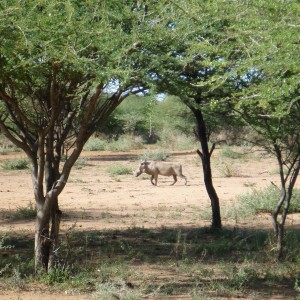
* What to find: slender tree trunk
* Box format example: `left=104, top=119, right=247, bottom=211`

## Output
left=272, top=160, right=300, bottom=260
left=48, top=196, right=62, bottom=270
left=192, top=107, right=222, bottom=229
left=197, top=148, right=222, bottom=229
left=34, top=150, right=62, bottom=273
left=35, top=204, right=51, bottom=273
left=35, top=193, right=61, bottom=272
left=45, top=150, right=62, bottom=271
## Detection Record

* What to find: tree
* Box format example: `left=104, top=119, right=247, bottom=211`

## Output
left=136, top=0, right=299, bottom=238
left=0, top=0, right=149, bottom=273
left=231, top=0, right=300, bottom=259
left=134, top=0, right=249, bottom=229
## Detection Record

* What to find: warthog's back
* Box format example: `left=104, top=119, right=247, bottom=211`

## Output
left=150, top=161, right=183, bottom=176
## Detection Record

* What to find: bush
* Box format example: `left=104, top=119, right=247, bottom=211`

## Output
left=2, top=158, right=29, bottom=170
left=139, top=149, right=170, bottom=161
left=156, top=129, right=196, bottom=150
left=220, top=146, right=244, bottom=159
left=106, top=164, right=133, bottom=176
left=105, top=135, right=143, bottom=151
left=84, top=135, right=144, bottom=152
left=12, top=202, right=36, bottom=220
left=83, top=137, right=106, bottom=151
left=217, top=159, right=241, bottom=177
left=226, top=186, right=300, bottom=220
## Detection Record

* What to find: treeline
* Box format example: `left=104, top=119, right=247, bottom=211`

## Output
left=97, top=94, right=245, bottom=149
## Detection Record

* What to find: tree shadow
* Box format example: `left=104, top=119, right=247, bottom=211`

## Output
left=2, top=224, right=300, bottom=299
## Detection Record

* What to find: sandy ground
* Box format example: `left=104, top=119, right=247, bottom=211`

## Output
left=0, top=149, right=299, bottom=299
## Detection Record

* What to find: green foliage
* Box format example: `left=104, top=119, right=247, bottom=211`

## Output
left=2, top=227, right=300, bottom=297
left=84, top=135, right=144, bottom=152
left=220, top=147, right=244, bottom=160
left=105, top=135, right=143, bottom=152
left=157, top=129, right=197, bottom=151
left=83, top=138, right=106, bottom=151
left=39, top=267, right=71, bottom=285
left=227, top=186, right=300, bottom=219
left=2, top=158, right=29, bottom=170
left=139, top=149, right=170, bottom=161
left=152, top=95, right=196, bottom=136
left=12, top=202, right=36, bottom=220
left=106, top=164, right=132, bottom=176
left=103, top=94, right=196, bottom=145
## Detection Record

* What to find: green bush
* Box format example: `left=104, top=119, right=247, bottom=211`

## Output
left=106, top=164, right=132, bottom=176
left=139, top=149, right=170, bottom=161
left=220, top=146, right=244, bottom=159
left=156, top=129, right=196, bottom=151
left=12, top=202, right=36, bottom=220
left=227, top=186, right=300, bottom=219
left=84, top=135, right=144, bottom=152
left=2, top=158, right=29, bottom=170
left=105, top=135, right=143, bottom=151
left=83, top=137, right=106, bottom=151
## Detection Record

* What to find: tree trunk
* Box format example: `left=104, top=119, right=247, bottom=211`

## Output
left=35, top=211, right=51, bottom=273
left=48, top=196, right=62, bottom=270
left=192, top=107, right=222, bottom=229
left=272, top=160, right=300, bottom=260
left=272, top=189, right=290, bottom=261
left=35, top=194, right=62, bottom=273
left=35, top=156, right=62, bottom=273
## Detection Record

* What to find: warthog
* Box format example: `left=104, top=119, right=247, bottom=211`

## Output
left=134, top=160, right=187, bottom=186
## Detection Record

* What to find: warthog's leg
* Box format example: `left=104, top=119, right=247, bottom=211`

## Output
left=150, top=175, right=155, bottom=185
left=153, top=173, right=159, bottom=186
left=181, top=175, right=187, bottom=185
left=171, top=175, right=177, bottom=185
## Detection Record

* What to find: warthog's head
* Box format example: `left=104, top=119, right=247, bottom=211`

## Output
left=133, top=160, right=149, bottom=177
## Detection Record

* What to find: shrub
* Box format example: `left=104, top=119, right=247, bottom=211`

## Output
left=12, top=202, right=36, bottom=220
left=2, top=158, right=29, bottom=170
left=83, top=137, right=106, bottom=151
left=106, top=164, right=132, bottom=176
left=105, top=135, right=144, bottom=151
left=139, top=149, right=170, bottom=161
left=226, top=186, right=300, bottom=220
left=84, top=135, right=144, bottom=152
left=217, top=159, right=241, bottom=177
left=220, top=146, right=244, bottom=159
left=157, top=129, right=196, bottom=150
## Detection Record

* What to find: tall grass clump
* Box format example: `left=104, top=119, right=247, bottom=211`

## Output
left=226, top=186, right=300, bottom=220
left=83, top=137, right=106, bottom=151
left=220, top=146, right=244, bottom=159
left=95, top=262, right=142, bottom=299
left=105, top=135, right=143, bottom=151
left=217, top=158, right=241, bottom=177
left=106, top=164, right=132, bottom=176
left=139, top=149, right=170, bottom=161
left=157, top=129, right=196, bottom=150
left=2, top=158, right=29, bottom=170
left=12, top=202, right=36, bottom=220
left=84, top=135, right=143, bottom=152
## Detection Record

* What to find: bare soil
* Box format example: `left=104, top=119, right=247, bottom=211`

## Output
left=0, top=149, right=299, bottom=300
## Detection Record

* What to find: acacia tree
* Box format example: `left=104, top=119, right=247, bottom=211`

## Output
left=231, top=0, right=300, bottom=259
left=0, top=0, right=149, bottom=272
left=135, top=0, right=250, bottom=229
